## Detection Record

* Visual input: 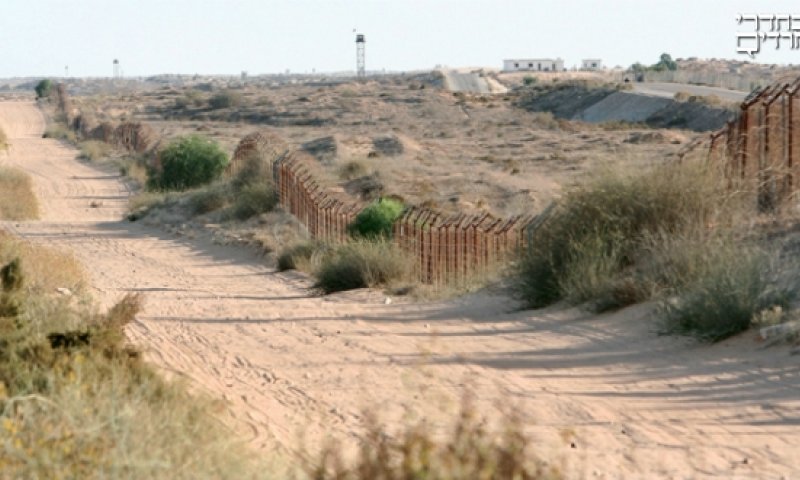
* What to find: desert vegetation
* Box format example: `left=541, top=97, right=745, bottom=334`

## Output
left=77, top=140, right=113, bottom=162
left=514, top=160, right=794, bottom=340
left=208, top=89, right=243, bottom=110
left=314, top=238, right=413, bottom=293
left=0, top=232, right=268, bottom=478
left=347, top=197, right=404, bottom=239
left=130, top=135, right=277, bottom=223
left=147, top=135, right=229, bottom=191
left=308, top=397, right=558, bottom=480
left=42, top=124, right=77, bottom=144
left=34, top=79, right=52, bottom=99
left=0, top=166, right=38, bottom=220
left=0, top=229, right=554, bottom=478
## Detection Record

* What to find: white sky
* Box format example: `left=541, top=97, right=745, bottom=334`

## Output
left=1, top=0, right=799, bottom=77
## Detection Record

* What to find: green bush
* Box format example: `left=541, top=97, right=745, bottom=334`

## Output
left=232, top=182, right=276, bottom=220
left=348, top=198, right=405, bottom=238
left=34, top=79, right=52, bottom=99
left=209, top=90, right=243, bottom=109
left=514, top=162, right=726, bottom=310
left=314, top=239, right=411, bottom=293
left=148, top=135, right=228, bottom=191
left=523, top=75, right=537, bottom=86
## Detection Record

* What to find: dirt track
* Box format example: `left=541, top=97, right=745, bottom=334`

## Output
left=1, top=101, right=798, bottom=478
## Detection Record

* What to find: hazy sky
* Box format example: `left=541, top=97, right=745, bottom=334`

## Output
left=1, top=0, right=799, bottom=77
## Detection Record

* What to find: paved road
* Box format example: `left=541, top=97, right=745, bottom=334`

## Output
left=632, top=82, right=748, bottom=102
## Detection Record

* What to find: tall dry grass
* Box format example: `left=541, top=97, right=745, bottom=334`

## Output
left=77, top=140, right=112, bottom=162
left=514, top=160, right=793, bottom=340
left=314, top=239, right=413, bottom=294
left=307, top=396, right=560, bottom=480
left=0, top=166, right=39, bottom=220
left=0, top=232, right=272, bottom=479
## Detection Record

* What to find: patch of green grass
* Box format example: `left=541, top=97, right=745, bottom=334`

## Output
left=348, top=198, right=405, bottom=239
left=0, top=167, right=38, bottom=221
left=147, top=135, right=229, bottom=191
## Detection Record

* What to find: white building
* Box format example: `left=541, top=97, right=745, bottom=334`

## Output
left=581, top=58, right=603, bottom=70
left=503, top=58, right=565, bottom=72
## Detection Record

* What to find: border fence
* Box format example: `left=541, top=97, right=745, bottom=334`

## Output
left=227, top=132, right=539, bottom=285
left=56, top=85, right=540, bottom=286
left=709, top=77, right=800, bottom=209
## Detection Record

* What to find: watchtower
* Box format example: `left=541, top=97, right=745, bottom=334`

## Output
left=356, top=34, right=365, bottom=78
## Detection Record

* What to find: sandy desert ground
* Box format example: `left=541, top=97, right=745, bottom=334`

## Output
left=64, top=74, right=694, bottom=219
left=1, top=101, right=799, bottom=478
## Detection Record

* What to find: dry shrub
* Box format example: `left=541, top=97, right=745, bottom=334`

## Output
left=77, top=140, right=112, bottom=162
left=0, top=232, right=83, bottom=295
left=0, top=167, right=39, bottom=221
left=314, top=239, right=413, bottom=293
left=514, top=159, right=793, bottom=340
left=118, top=156, right=149, bottom=188
left=515, top=161, right=725, bottom=309
left=126, top=191, right=173, bottom=221
left=657, top=238, right=793, bottom=341
left=209, top=90, right=243, bottom=110
left=42, top=124, right=77, bottom=144
left=530, top=111, right=559, bottom=130
left=337, top=159, right=370, bottom=181
left=232, top=182, right=277, bottom=220
left=307, top=397, right=559, bottom=480
left=189, top=183, right=230, bottom=215
left=0, top=125, right=7, bottom=150
left=232, top=149, right=275, bottom=190
left=277, top=241, right=322, bottom=272
left=673, top=91, right=691, bottom=102
left=0, top=232, right=271, bottom=479
left=518, top=162, right=736, bottom=300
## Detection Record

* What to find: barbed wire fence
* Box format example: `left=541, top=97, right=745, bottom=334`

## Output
left=709, top=77, right=800, bottom=210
